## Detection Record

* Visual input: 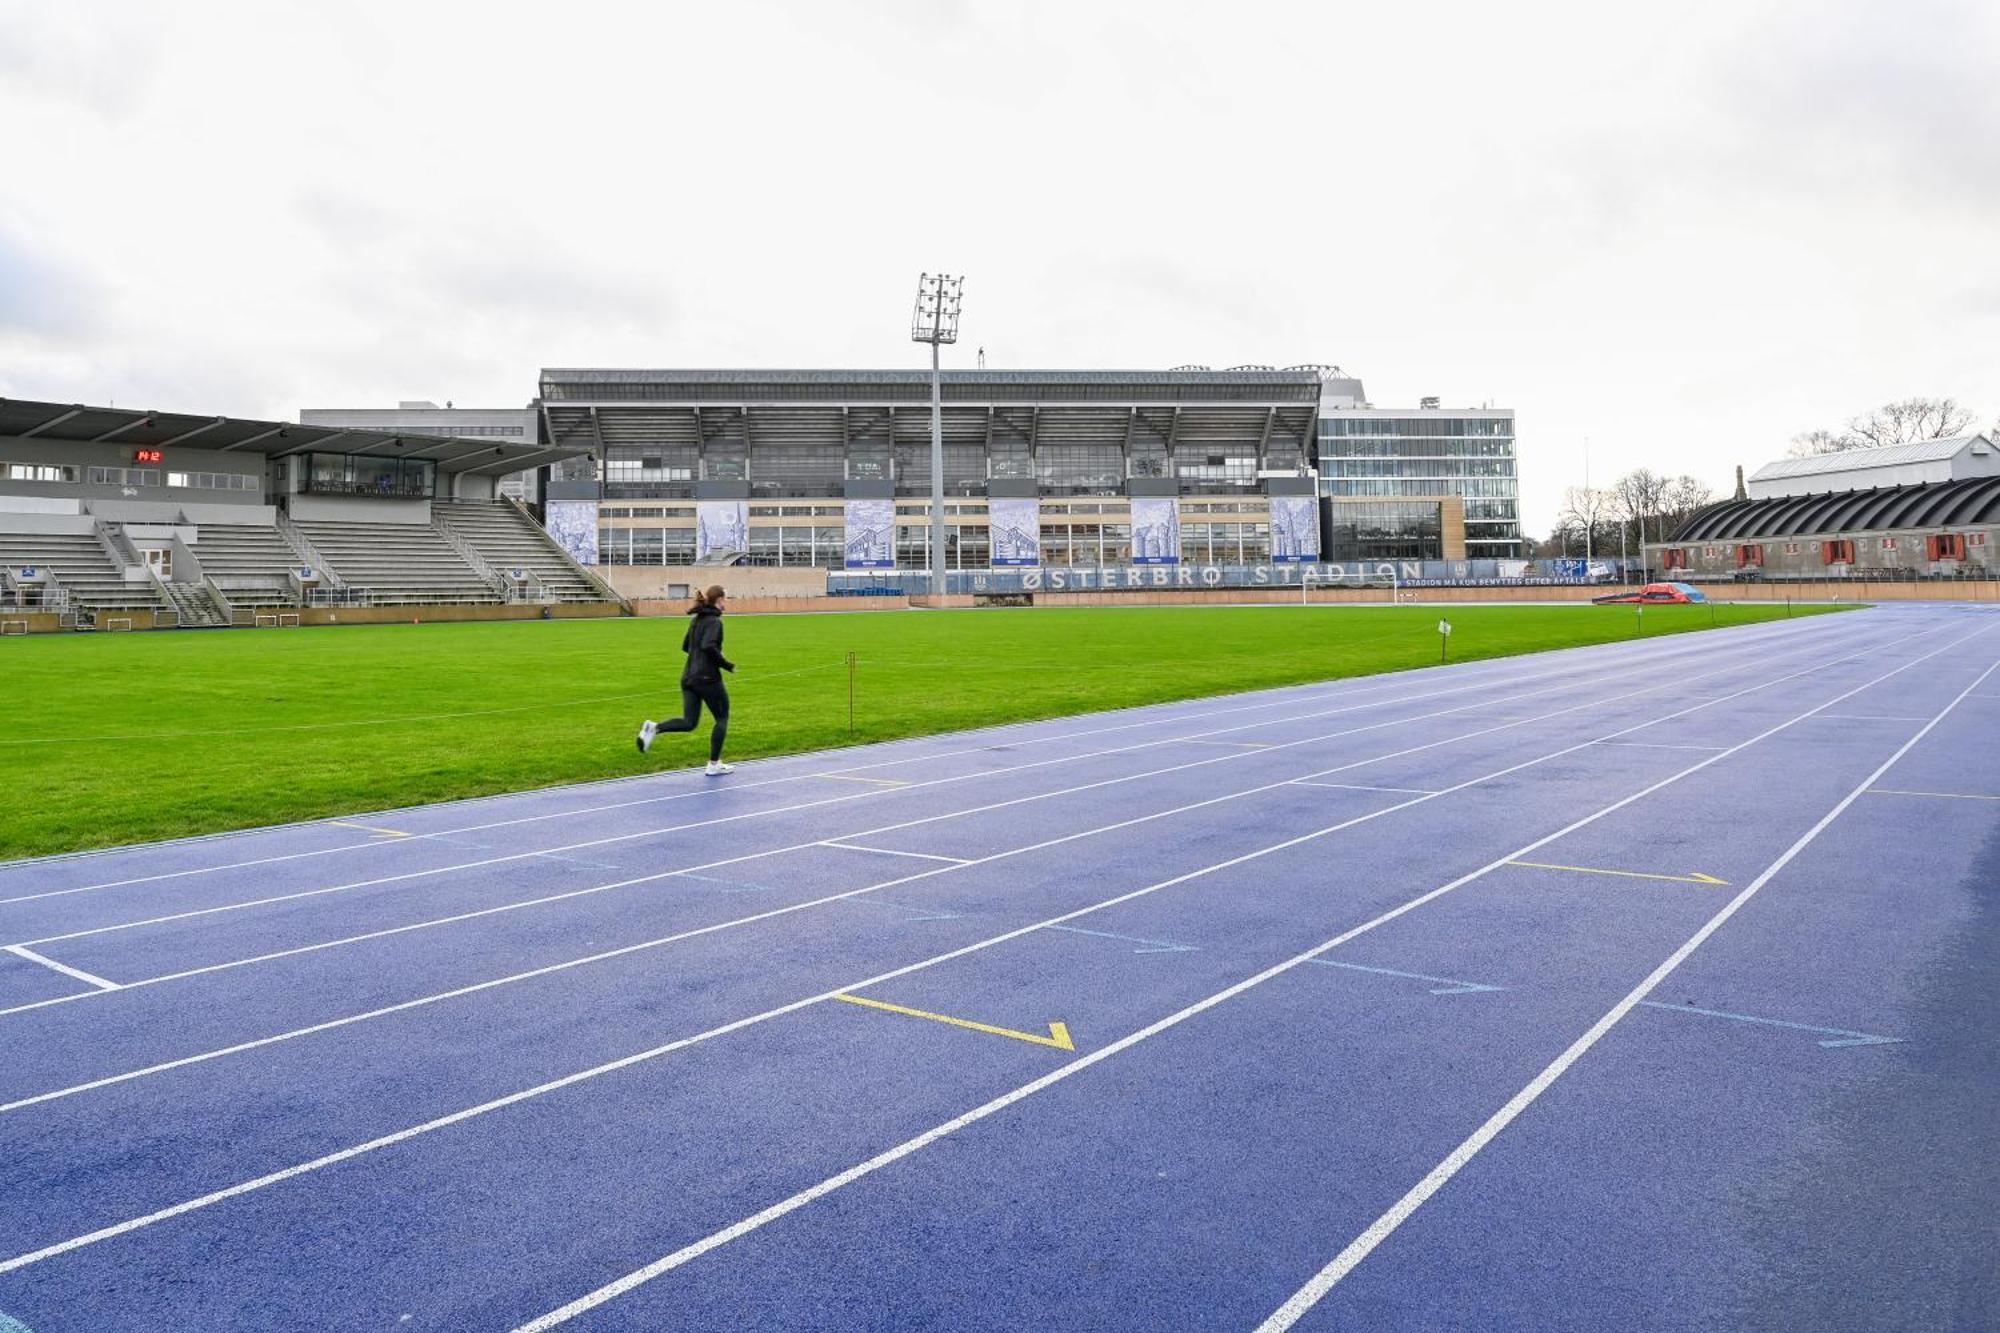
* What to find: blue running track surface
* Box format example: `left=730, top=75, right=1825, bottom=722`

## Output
left=1, top=603, right=1995, bottom=1331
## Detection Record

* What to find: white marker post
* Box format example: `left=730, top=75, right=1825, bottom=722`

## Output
left=1438, top=618, right=1452, bottom=663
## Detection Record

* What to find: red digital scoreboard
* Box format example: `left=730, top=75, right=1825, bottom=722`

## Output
left=134, top=449, right=164, bottom=464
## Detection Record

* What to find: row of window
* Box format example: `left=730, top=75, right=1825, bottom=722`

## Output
left=593, top=521, right=1285, bottom=568
left=1324, top=478, right=1521, bottom=502
left=5, top=461, right=257, bottom=491
left=1663, top=533, right=1989, bottom=568
left=1325, top=458, right=1517, bottom=478
left=1319, top=417, right=1513, bottom=437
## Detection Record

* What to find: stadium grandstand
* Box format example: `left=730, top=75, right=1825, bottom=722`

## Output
left=0, top=398, right=619, bottom=631
left=1651, top=435, right=2000, bottom=579
left=535, top=367, right=1330, bottom=597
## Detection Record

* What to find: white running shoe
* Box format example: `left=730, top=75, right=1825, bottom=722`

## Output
left=636, top=720, right=656, bottom=754
left=705, top=761, right=734, bottom=776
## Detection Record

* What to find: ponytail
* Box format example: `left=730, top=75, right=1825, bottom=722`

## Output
left=692, top=584, right=727, bottom=611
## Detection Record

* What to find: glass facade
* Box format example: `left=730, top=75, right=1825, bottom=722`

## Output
left=1326, top=500, right=1443, bottom=561
left=301, top=452, right=435, bottom=498
left=1317, top=412, right=1522, bottom=558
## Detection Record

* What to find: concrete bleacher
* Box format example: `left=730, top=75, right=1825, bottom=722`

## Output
left=0, top=531, right=162, bottom=613
left=432, top=500, right=609, bottom=603
left=189, top=524, right=307, bottom=610
left=293, top=520, right=501, bottom=605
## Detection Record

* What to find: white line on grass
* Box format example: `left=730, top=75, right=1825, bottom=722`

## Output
left=1252, top=648, right=1999, bottom=1332
left=0, top=619, right=1889, bottom=1023
left=0, top=613, right=1861, bottom=905
left=504, top=626, right=1992, bottom=1332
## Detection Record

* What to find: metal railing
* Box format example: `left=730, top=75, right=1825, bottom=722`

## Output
left=275, top=511, right=347, bottom=591
left=430, top=515, right=516, bottom=600
left=504, top=495, right=631, bottom=610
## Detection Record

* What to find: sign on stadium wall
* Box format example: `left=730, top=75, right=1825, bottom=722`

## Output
left=1018, top=562, right=1427, bottom=590
left=695, top=500, right=748, bottom=562
left=1129, top=496, right=1179, bottom=565
left=989, top=496, right=1040, bottom=567
left=544, top=501, right=599, bottom=566
left=1269, top=495, right=1320, bottom=563
left=843, top=498, right=894, bottom=569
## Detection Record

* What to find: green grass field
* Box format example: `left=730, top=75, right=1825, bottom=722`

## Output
left=0, top=602, right=1843, bottom=860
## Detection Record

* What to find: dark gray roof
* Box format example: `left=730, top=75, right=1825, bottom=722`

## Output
left=1670, top=474, right=2000, bottom=542
left=538, top=367, right=1323, bottom=405
left=0, top=398, right=581, bottom=477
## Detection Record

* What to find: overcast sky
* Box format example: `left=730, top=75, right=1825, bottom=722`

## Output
left=2, top=0, right=1996, bottom=535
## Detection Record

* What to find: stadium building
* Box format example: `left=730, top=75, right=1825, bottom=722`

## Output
left=0, top=397, right=615, bottom=628
left=534, top=368, right=1327, bottom=590
left=1313, top=371, right=1523, bottom=561
left=1651, top=435, right=2000, bottom=579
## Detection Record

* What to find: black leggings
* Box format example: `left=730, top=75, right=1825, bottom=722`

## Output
left=658, top=679, right=729, bottom=761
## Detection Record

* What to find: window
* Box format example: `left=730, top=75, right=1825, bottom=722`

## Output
left=1926, top=533, right=1966, bottom=560
left=1971, top=533, right=1988, bottom=547
left=1880, top=536, right=1897, bottom=551
left=1784, top=542, right=1801, bottom=555
left=1735, top=543, right=1763, bottom=569
left=166, top=471, right=256, bottom=491
left=1821, top=539, right=1855, bottom=564
left=87, top=466, right=161, bottom=486
left=7, top=462, right=78, bottom=483
left=1663, top=548, right=1689, bottom=570
left=302, top=452, right=434, bottom=498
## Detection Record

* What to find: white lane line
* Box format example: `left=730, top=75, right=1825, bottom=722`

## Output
left=3, top=944, right=119, bottom=992
left=1867, top=788, right=2000, bottom=802
left=1253, top=647, right=2000, bottom=1332
left=0, top=614, right=1862, bottom=907
left=507, top=626, right=1991, bottom=1333
left=7, top=642, right=1754, bottom=952
left=1592, top=740, right=1727, bottom=752
left=0, top=622, right=1876, bottom=1023
left=1289, top=780, right=1442, bottom=796
left=0, top=619, right=1928, bottom=1270
left=1809, top=713, right=1930, bottom=723
left=819, top=843, right=971, bottom=866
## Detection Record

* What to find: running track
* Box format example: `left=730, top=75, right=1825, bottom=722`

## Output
left=1, top=603, right=1995, bottom=1331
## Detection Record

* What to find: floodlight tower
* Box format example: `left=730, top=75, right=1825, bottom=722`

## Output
left=911, top=273, right=964, bottom=596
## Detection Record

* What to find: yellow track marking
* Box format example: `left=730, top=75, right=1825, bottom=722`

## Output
left=833, top=993, right=1075, bottom=1050
left=329, top=820, right=412, bottom=838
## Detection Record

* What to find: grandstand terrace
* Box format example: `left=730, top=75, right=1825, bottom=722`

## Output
left=0, top=398, right=614, bottom=630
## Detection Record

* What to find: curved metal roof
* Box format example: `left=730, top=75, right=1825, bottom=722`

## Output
left=1670, top=474, right=2000, bottom=541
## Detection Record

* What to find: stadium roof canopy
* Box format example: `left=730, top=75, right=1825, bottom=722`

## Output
left=1669, top=474, right=2000, bottom=542
left=538, top=367, right=1324, bottom=404
left=0, top=398, right=582, bottom=477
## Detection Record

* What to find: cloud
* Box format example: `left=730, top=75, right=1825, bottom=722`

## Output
left=0, top=223, right=102, bottom=337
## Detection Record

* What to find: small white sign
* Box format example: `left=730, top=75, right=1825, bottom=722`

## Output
left=1438, top=619, right=1452, bottom=636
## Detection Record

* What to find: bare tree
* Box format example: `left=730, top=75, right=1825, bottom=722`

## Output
left=1789, top=397, right=1977, bottom=456
left=1787, top=428, right=1845, bottom=458
left=1660, top=475, right=1715, bottom=532
left=1558, top=486, right=1617, bottom=561
left=1609, top=468, right=1669, bottom=549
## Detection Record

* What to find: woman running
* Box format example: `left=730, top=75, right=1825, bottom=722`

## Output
left=637, top=584, right=736, bottom=774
